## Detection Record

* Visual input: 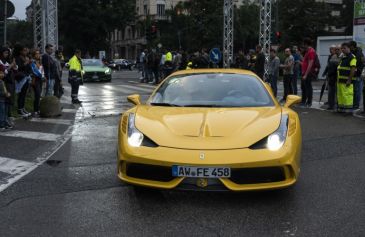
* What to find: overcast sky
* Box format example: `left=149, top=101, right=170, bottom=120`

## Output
left=13, top=0, right=32, bottom=20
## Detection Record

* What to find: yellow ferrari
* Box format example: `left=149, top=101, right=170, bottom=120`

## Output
left=117, top=69, right=302, bottom=191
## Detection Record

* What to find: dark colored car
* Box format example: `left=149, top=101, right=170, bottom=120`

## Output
left=108, top=59, right=134, bottom=71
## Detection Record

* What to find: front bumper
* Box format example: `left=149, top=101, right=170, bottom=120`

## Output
left=83, top=72, right=111, bottom=82
left=117, top=141, right=301, bottom=191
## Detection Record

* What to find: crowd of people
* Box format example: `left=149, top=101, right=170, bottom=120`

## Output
left=138, top=37, right=364, bottom=115
left=137, top=48, right=213, bottom=85
left=0, top=44, right=66, bottom=131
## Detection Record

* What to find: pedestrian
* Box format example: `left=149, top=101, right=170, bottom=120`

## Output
left=30, top=49, right=44, bottom=116
left=0, top=47, right=16, bottom=125
left=163, top=50, right=174, bottom=78
left=292, top=46, right=302, bottom=95
left=146, top=49, right=154, bottom=83
left=280, top=48, right=294, bottom=102
left=68, top=49, right=83, bottom=104
left=301, top=38, right=318, bottom=107
left=255, top=45, right=265, bottom=80
left=349, top=41, right=365, bottom=111
left=149, top=49, right=160, bottom=84
left=54, top=50, right=64, bottom=98
left=179, top=50, right=188, bottom=70
left=139, top=49, right=147, bottom=82
left=322, top=45, right=340, bottom=110
left=173, top=49, right=182, bottom=71
left=42, top=44, right=58, bottom=96
left=268, top=48, right=280, bottom=97
left=14, top=45, right=32, bottom=117
left=199, top=48, right=210, bottom=69
left=337, top=42, right=357, bottom=113
left=0, top=70, right=12, bottom=131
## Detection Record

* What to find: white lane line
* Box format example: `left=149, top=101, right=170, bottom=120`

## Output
left=120, top=84, right=155, bottom=93
left=30, top=118, right=74, bottom=126
left=0, top=157, right=36, bottom=175
left=62, top=108, right=78, bottom=113
left=0, top=126, right=73, bottom=193
left=0, top=131, right=62, bottom=142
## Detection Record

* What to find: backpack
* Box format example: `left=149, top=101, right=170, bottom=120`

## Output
left=312, top=53, right=321, bottom=76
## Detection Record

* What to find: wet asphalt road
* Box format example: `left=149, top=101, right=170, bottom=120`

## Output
left=0, top=70, right=364, bottom=237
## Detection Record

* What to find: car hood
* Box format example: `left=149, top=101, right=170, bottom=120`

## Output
left=83, top=66, right=107, bottom=72
left=134, top=105, right=282, bottom=150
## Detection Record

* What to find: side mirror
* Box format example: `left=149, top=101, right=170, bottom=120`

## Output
left=127, top=94, right=141, bottom=105
left=284, top=95, right=301, bottom=108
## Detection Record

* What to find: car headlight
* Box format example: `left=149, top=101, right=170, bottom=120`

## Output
left=105, top=68, right=111, bottom=74
left=127, top=113, right=144, bottom=147
left=267, top=114, right=289, bottom=151
left=81, top=70, right=85, bottom=75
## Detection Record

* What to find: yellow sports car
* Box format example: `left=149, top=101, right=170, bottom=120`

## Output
left=117, top=69, right=302, bottom=191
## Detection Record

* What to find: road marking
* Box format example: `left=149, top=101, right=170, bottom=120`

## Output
left=30, top=118, right=74, bottom=125
left=1, top=131, right=62, bottom=142
left=0, top=126, right=73, bottom=193
left=120, top=84, right=155, bottom=93
left=62, top=108, right=78, bottom=113
left=0, top=157, right=36, bottom=175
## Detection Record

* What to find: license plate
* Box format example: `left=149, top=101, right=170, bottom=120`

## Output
left=92, top=75, right=98, bottom=79
left=172, top=166, right=231, bottom=178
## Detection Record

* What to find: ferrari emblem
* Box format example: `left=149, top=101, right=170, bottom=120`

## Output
left=197, top=178, right=208, bottom=188
left=199, top=152, right=205, bottom=160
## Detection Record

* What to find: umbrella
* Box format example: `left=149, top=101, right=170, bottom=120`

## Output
left=319, top=77, right=328, bottom=102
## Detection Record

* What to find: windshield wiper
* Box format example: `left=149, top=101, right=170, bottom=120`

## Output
left=150, top=102, right=182, bottom=107
left=182, top=104, right=223, bottom=107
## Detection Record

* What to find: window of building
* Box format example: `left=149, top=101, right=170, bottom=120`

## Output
left=157, top=4, right=165, bottom=17
left=144, top=4, right=147, bottom=15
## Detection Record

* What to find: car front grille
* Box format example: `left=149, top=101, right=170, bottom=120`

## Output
left=229, top=167, right=286, bottom=185
left=126, top=163, right=174, bottom=182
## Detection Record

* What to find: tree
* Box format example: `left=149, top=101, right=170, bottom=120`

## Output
left=234, top=3, right=260, bottom=51
left=6, top=20, right=33, bottom=48
left=58, top=0, right=135, bottom=56
left=278, top=0, right=333, bottom=46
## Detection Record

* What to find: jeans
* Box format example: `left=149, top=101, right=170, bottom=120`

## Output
left=152, top=69, right=159, bottom=84
left=33, top=79, right=42, bottom=112
left=353, top=77, right=363, bottom=109
left=17, top=81, right=29, bottom=110
left=328, top=84, right=336, bottom=109
left=0, top=101, right=6, bottom=127
left=269, top=74, right=278, bottom=97
left=301, top=75, right=314, bottom=105
left=46, top=79, right=55, bottom=96
left=283, top=74, right=293, bottom=100
left=292, top=67, right=300, bottom=95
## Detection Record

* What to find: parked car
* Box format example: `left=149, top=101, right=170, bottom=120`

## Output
left=108, top=59, right=134, bottom=71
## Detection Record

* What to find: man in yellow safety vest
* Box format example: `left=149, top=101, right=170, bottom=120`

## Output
left=68, top=49, right=83, bottom=104
left=337, top=42, right=357, bottom=113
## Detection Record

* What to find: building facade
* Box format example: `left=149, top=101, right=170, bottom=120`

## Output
left=110, top=0, right=188, bottom=60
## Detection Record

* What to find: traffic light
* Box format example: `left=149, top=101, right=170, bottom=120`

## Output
left=146, top=25, right=157, bottom=42
left=276, top=31, right=281, bottom=43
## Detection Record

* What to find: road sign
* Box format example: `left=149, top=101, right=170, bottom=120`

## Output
left=99, top=51, right=106, bottom=59
left=210, top=48, right=222, bottom=64
left=0, top=0, right=15, bottom=20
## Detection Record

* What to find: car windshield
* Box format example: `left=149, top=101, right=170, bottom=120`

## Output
left=149, top=73, right=274, bottom=107
left=82, top=59, right=104, bottom=66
